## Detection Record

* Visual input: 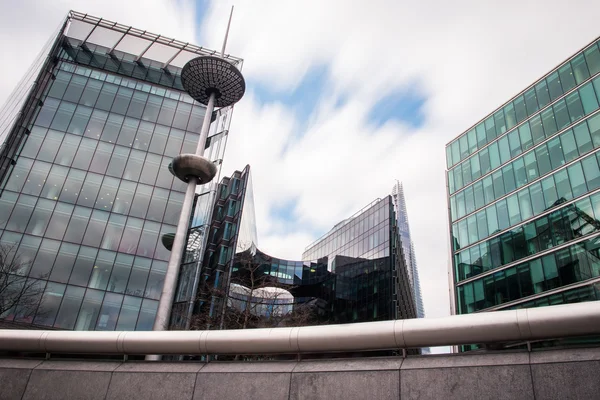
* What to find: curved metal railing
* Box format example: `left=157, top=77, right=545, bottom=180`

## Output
left=0, top=301, right=599, bottom=356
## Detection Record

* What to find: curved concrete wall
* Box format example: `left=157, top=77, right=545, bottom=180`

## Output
left=1, top=347, right=599, bottom=400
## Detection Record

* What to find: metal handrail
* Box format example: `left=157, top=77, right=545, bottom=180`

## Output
left=0, top=302, right=599, bottom=355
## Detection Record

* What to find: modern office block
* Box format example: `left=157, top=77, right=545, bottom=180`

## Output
left=446, top=36, right=600, bottom=318
left=0, top=11, right=240, bottom=330
left=391, top=181, right=424, bottom=319
left=177, top=168, right=417, bottom=330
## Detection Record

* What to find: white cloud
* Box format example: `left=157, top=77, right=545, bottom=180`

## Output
left=203, top=0, right=600, bottom=329
left=2, top=0, right=600, bottom=355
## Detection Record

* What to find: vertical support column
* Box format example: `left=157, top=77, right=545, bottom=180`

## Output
left=152, top=93, right=216, bottom=332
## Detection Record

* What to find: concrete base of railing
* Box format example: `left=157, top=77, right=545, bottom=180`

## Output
left=2, top=347, right=600, bottom=400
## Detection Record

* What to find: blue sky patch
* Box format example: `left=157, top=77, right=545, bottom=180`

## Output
left=249, top=65, right=330, bottom=119
left=368, top=88, right=427, bottom=129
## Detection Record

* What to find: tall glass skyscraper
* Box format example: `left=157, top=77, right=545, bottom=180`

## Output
left=0, top=12, right=239, bottom=330
left=446, top=36, right=600, bottom=318
left=391, top=181, right=424, bottom=319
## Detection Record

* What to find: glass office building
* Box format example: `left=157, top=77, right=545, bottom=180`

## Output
left=446, top=36, right=600, bottom=317
left=180, top=168, right=417, bottom=330
left=391, top=181, right=424, bottom=319
left=0, top=12, right=239, bottom=330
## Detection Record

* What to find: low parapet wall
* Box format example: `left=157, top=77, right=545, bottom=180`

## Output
left=1, top=347, right=599, bottom=400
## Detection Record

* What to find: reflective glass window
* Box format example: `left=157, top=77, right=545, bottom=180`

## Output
left=7, top=194, right=36, bottom=233
left=116, top=117, right=140, bottom=147
left=33, top=282, right=65, bottom=327
left=589, top=113, right=600, bottom=147
left=572, top=54, right=590, bottom=85
left=488, top=142, right=501, bottom=170
left=496, top=200, right=509, bottom=231
left=580, top=83, right=599, bottom=114
left=45, top=202, right=73, bottom=241
left=74, top=288, right=104, bottom=330
left=68, top=246, right=98, bottom=287
left=82, top=210, right=109, bottom=248
left=116, top=296, right=142, bottom=330
left=567, top=162, right=587, bottom=198
left=79, top=78, right=102, bottom=107
left=136, top=299, right=158, bottom=330
left=473, top=181, right=485, bottom=210
left=0, top=191, right=18, bottom=229
left=141, top=94, right=162, bottom=122
left=55, top=134, right=81, bottom=166
left=553, top=100, right=570, bottom=131
left=130, top=184, right=153, bottom=219
left=72, top=137, right=97, bottom=170
left=77, top=172, right=103, bottom=208
left=482, top=175, right=494, bottom=205
left=63, top=75, right=87, bottom=103
left=547, top=72, right=563, bottom=101
left=49, top=243, right=78, bottom=283
left=506, top=194, right=521, bottom=226
left=100, top=113, right=124, bottom=143
left=498, top=136, right=510, bottom=164
left=560, top=130, right=578, bottom=163
left=126, top=91, right=148, bottom=119
left=502, top=164, right=516, bottom=193
left=25, top=198, right=55, bottom=237
left=59, top=169, right=85, bottom=204
left=513, top=158, right=527, bottom=188
left=126, top=257, right=150, bottom=297
left=172, top=102, right=192, bottom=130
left=50, top=102, right=76, bottom=132
left=88, top=250, right=116, bottom=291
left=524, top=88, right=539, bottom=115
left=96, top=292, right=123, bottom=331
left=518, top=190, right=533, bottom=221
left=558, top=63, right=576, bottom=93
left=164, top=128, right=185, bottom=157
left=113, top=180, right=136, bottom=215
left=63, top=206, right=92, bottom=244
left=133, top=121, right=154, bottom=151
left=95, top=83, right=118, bottom=111
left=120, top=217, right=143, bottom=254
left=123, top=149, right=145, bottom=181
left=584, top=44, right=600, bottom=76
left=96, top=177, right=119, bottom=211
left=20, top=127, right=46, bottom=158
left=89, top=142, right=114, bottom=175
left=66, top=105, right=92, bottom=136
left=84, top=109, right=108, bottom=139
left=36, top=98, right=59, bottom=128
left=147, top=187, right=169, bottom=222
left=40, top=165, right=68, bottom=200
left=111, top=87, right=133, bottom=114
left=106, top=145, right=130, bottom=178
left=48, top=70, right=71, bottom=99
left=535, top=80, right=550, bottom=108
left=137, top=221, right=160, bottom=258
left=547, top=137, right=565, bottom=170
left=529, top=115, right=545, bottom=144
left=554, top=169, right=572, bottom=201
left=37, top=130, right=64, bottom=163
left=574, top=122, right=593, bottom=154
left=582, top=154, right=600, bottom=191
left=54, top=285, right=85, bottom=329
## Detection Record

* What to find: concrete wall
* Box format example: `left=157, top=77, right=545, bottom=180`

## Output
left=1, top=347, right=599, bottom=400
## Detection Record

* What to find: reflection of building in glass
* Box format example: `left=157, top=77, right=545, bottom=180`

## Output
left=445, top=37, right=600, bottom=324
left=0, top=12, right=240, bottom=330
left=174, top=166, right=417, bottom=330
left=391, top=181, right=424, bottom=319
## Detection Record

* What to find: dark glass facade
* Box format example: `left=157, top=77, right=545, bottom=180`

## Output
left=172, top=167, right=417, bottom=331
left=446, top=36, right=600, bottom=317
left=0, top=13, right=239, bottom=330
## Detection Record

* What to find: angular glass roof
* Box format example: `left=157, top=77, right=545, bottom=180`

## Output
left=64, top=11, right=243, bottom=69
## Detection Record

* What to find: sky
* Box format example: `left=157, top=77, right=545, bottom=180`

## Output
left=0, top=0, right=599, bottom=345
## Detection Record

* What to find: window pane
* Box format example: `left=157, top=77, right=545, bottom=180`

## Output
left=529, top=115, right=544, bottom=144
left=137, top=221, right=160, bottom=258
left=588, top=113, right=600, bottom=148
left=20, top=127, right=46, bottom=158
left=513, top=158, right=527, bottom=188
left=96, top=293, right=123, bottom=331
left=147, top=187, right=169, bottom=222
left=49, top=243, right=79, bottom=283
left=82, top=210, right=109, bottom=248
left=122, top=149, right=145, bottom=181
left=572, top=54, right=590, bottom=85
left=74, top=289, right=104, bottom=330
left=69, top=246, right=99, bottom=287
left=100, top=213, right=126, bottom=252
left=547, top=137, right=565, bottom=170
left=25, top=198, right=55, bottom=236
left=535, top=80, right=550, bottom=109
left=116, top=296, right=142, bottom=330
left=558, top=63, right=576, bottom=93
left=567, top=162, right=587, bottom=198
left=54, top=285, right=85, bottom=329
left=141, top=94, right=162, bottom=122
left=79, top=78, right=102, bottom=107
left=126, top=257, right=151, bottom=296
left=7, top=194, right=37, bottom=233
left=582, top=154, right=600, bottom=192
left=524, top=88, right=539, bottom=115
left=579, top=83, right=599, bottom=114
left=584, top=44, right=600, bottom=76
left=89, top=142, right=114, bottom=175
left=50, top=102, right=76, bottom=132
left=529, top=182, right=545, bottom=215
left=72, top=137, right=97, bottom=170
left=116, top=117, right=140, bottom=147
left=133, top=121, right=154, bottom=151
left=136, top=299, right=158, bottom=330
left=553, top=100, right=570, bottom=131
left=63, top=75, right=87, bottom=103
left=120, top=217, right=143, bottom=254
left=45, top=202, right=73, bottom=241
left=63, top=206, right=92, bottom=244
left=34, top=282, right=65, bottom=327
left=574, top=122, right=593, bottom=154
left=88, top=250, right=116, bottom=291
left=130, top=184, right=153, bottom=219
left=547, top=72, right=563, bottom=101
left=77, top=172, right=103, bottom=208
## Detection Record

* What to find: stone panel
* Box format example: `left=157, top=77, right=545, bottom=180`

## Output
left=531, top=360, right=600, bottom=400
left=290, top=370, right=399, bottom=400
left=0, top=368, right=33, bottom=400
left=106, top=372, right=197, bottom=400
left=22, top=370, right=111, bottom=400
left=194, top=372, right=291, bottom=400
left=401, top=365, right=534, bottom=400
